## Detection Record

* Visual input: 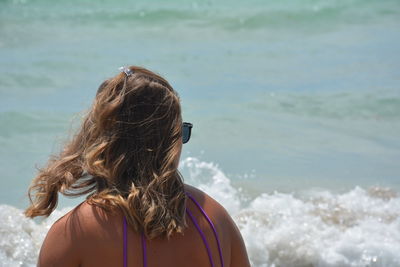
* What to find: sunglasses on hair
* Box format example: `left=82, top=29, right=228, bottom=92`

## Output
left=182, top=122, right=193, bottom=144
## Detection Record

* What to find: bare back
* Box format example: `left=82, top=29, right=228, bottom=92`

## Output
left=38, top=185, right=250, bottom=267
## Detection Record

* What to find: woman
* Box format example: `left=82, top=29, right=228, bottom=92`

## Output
left=25, top=66, right=250, bottom=267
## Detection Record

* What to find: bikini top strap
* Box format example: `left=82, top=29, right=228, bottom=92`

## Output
left=124, top=192, right=224, bottom=267
left=123, top=217, right=147, bottom=267
left=185, top=192, right=225, bottom=267
left=186, top=208, right=215, bottom=267
left=123, top=217, right=128, bottom=267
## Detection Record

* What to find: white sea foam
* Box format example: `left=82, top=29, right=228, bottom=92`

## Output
left=1, top=158, right=399, bottom=266
left=181, top=157, right=400, bottom=267
left=0, top=206, right=72, bottom=267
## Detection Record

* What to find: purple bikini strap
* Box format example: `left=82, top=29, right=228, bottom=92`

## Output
left=123, top=217, right=127, bottom=267
left=123, top=217, right=147, bottom=267
left=186, top=208, right=215, bottom=267
left=186, top=192, right=225, bottom=267
left=124, top=192, right=224, bottom=267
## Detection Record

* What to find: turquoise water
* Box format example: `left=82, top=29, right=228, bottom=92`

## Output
left=1, top=0, right=400, bottom=265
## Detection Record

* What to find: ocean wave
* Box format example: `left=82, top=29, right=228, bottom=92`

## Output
left=0, top=111, right=71, bottom=138
left=246, top=91, right=400, bottom=120
left=1, top=0, right=399, bottom=31
left=0, top=206, right=72, bottom=267
left=182, top=157, right=400, bottom=266
left=1, top=157, right=399, bottom=266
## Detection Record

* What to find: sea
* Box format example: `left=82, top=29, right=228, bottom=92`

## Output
left=0, top=0, right=400, bottom=266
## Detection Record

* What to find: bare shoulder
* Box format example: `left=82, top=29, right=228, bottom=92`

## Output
left=38, top=204, right=85, bottom=267
left=50, top=201, right=117, bottom=236
left=38, top=202, right=121, bottom=267
left=184, top=184, right=231, bottom=221
left=184, top=184, right=226, bottom=210
left=183, top=184, right=221, bottom=206
left=184, top=184, right=251, bottom=267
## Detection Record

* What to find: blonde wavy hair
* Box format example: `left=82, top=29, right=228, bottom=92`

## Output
left=25, top=66, right=186, bottom=239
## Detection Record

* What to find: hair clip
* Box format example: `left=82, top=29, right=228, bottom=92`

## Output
left=119, top=66, right=133, bottom=77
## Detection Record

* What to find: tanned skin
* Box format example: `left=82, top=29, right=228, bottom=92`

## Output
left=38, top=184, right=251, bottom=267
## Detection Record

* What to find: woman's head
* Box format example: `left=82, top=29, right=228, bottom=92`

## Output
left=25, top=66, right=187, bottom=238
left=87, top=66, right=183, bottom=192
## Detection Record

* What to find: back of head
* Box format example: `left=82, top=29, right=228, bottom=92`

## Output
left=25, top=66, right=186, bottom=239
